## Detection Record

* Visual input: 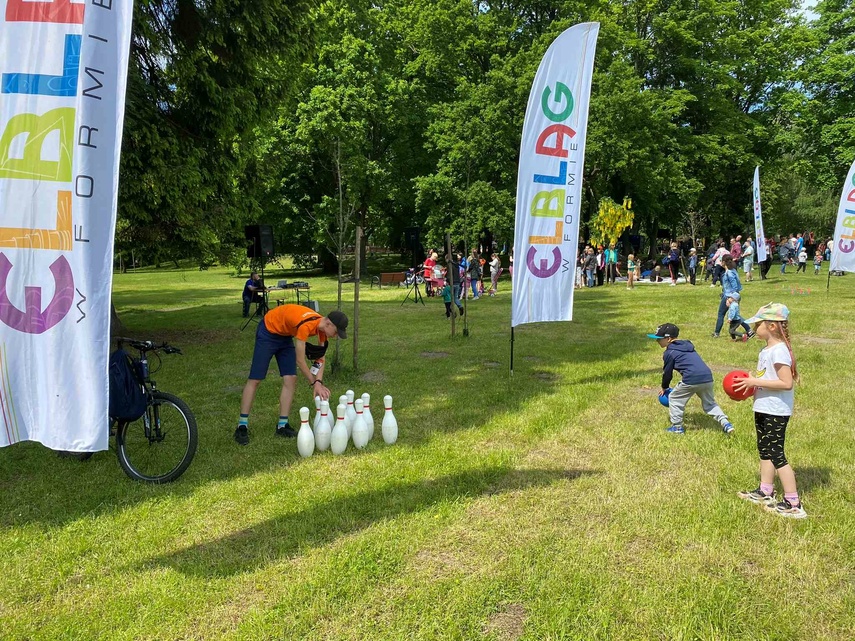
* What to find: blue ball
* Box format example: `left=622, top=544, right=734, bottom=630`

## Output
left=658, top=388, right=672, bottom=407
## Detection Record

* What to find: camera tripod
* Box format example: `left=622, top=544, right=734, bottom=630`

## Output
left=401, top=267, right=425, bottom=306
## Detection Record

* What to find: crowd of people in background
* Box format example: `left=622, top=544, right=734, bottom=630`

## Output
left=381, top=229, right=837, bottom=324
left=568, top=231, right=835, bottom=292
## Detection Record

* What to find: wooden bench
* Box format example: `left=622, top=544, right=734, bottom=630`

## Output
left=371, top=272, right=406, bottom=288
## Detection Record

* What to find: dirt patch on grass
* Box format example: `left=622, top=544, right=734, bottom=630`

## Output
left=635, top=386, right=660, bottom=396
left=223, top=385, right=244, bottom=394
left=483, top=361, right=501, bottom=368
left=483, top=603, right=527, bottom=640
left=801, top=336, right=839, bottom=345
left=421, top=351, right=450, bottom=358
left=533, top=371, right=558, bottom=381
left=523, top=356, right=540, bottom=362
left=359, top=370, right=386, bottom=383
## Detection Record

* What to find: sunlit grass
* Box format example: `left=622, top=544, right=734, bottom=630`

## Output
left=1, top=265, right=853, bottom=639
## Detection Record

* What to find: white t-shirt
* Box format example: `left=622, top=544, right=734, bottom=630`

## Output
left=753, top=342, right=794, bottom=416
left=799, top=250, right=808, bottom=263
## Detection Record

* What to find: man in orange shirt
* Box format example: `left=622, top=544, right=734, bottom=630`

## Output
left=235, top=305, right=348, bottom=445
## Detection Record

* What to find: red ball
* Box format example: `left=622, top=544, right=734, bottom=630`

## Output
left=723, top=370, right=754, bottom=401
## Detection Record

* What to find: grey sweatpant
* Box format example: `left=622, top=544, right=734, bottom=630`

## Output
left=669, top=381, right=729, bottom=428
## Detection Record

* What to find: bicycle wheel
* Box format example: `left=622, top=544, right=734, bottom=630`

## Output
left=116, top=391, right=198, bottom=483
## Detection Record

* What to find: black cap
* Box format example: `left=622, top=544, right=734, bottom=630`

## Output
left=327, top=310, right=348, bottom=339
left=647, top=323, right=679, bottom=339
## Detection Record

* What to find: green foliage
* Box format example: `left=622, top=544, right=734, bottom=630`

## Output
left=118, top=0, right=317, bottom=262
left=119, top=0, right=854, bottom=260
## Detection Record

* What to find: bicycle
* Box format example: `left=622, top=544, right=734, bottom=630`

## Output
left=112, top=338, right=198, bottom=483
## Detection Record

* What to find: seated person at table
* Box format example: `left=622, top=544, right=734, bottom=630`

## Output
left=242, top=272, right=263, bottom=317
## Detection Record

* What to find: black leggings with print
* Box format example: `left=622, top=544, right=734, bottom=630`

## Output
left=755, top=412, right=790, bottom=469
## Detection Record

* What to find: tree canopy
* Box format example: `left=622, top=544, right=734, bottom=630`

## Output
left=118, top=0, right=854, bottom=265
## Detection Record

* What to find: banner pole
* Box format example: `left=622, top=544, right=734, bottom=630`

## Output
left=510, top=326, right=515, bottom=376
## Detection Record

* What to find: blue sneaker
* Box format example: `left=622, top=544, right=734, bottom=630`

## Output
left=665, top=425, right=685, bottom=434
left=723, top=422, right=734, bottom=434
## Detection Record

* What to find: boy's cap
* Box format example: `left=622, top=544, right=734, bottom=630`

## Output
left=745, top=302, right=789, bottom=326
left=728, top=292, right=741, bottom=301
left=647, top=323, right=679, bottom=339
left=327, top=310, right=349, bottom=339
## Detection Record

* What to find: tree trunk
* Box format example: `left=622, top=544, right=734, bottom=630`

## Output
left=446, top=232, right=455, bottom=338
left=353, top=225, right=361, bottom=371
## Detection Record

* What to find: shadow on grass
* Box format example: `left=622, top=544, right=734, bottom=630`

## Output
left=794, top=466, right=832, bottom=493
left=0, top=286, right=640, bottom=528
left=145, top=466, right=598, bottom=578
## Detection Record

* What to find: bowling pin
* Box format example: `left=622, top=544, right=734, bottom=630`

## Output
left=345, top=389, right=357, bottom=436
left=352, top=398, right=370, bottom=449
left=338, top=394, right=350, bottom=437
left=314, top=399, right=332, bottom=451
left=361, top=393, right=374, bottom=440
left=330, top=403, right=348, bottom=455
left=297, top=406, right=315, bottom=457
left=381, top=395, right=398, bottom=444
left=312, top=395, right=322, bottom=429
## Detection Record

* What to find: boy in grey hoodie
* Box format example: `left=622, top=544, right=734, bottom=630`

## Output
left=648, top=323, right=734, bottom=435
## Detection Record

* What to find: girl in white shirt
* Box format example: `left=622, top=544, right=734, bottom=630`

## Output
left=733, top=303, right=806, bottom=518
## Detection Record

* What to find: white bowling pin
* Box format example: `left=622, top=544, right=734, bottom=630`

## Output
left=352, top=399, right=370, bottom=449
left=312, top=395, right=322, bottom=429
left=361, top=393, right=374, bottom=440
left=345, top=389, right=357, bottom=436
left=338, top=394, right=349, bottom=437
left=330, top=403, right=348, bottom=455
left=314, top=399, right=332, bottom=451
left=297, top=407, right=315, bottom=458
left=381, top=395, right=398, bottom=444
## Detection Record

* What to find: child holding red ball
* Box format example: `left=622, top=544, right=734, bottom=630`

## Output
left=733, top=303, right=806, bottom=519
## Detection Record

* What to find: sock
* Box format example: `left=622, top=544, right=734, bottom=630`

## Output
left=760, top=482, right=774, bottom=496
left=278, top=416, right=288, bottom=428
left=238, top=413, right=249, bottom=428
left=784, top=492, right=800, bottom=506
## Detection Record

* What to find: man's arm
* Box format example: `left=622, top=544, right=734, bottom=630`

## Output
left=294, top=339, right=331, bottom=400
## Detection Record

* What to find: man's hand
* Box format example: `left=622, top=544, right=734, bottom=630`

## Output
left=313, top=381, right=331, bottom=401
left=659, top=389, right=666, bottom=397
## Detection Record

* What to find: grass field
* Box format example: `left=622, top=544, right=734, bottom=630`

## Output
left=1, top=263, right=853, bottom=640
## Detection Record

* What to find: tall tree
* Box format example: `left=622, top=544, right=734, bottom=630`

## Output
left=117, top=0, right=317, bottom=264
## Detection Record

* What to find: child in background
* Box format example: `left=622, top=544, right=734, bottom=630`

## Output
left=797, top=248, right=808, bottom=273
left=647, top=323, right=734, bottom=435
left=734, top=303, right=806, bottom=518
left=688, top=248, right=698, bottom=286
left=814, top=251, right=823, bottom=275
left=726, top=292, right=752, bottom=341
left=488, top=253, right=501, bottom=296
left=626, top=254, right=637, bottom=289
left=440, top=279, right=461, bottom=319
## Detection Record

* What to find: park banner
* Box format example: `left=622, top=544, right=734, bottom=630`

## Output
left=511, top=22, right=599, bottom=327
left=830, top=159, right=855, bottom=274
left=0, top=0, right=134, bottom=451
left=753, top=166, right=767, bottom=262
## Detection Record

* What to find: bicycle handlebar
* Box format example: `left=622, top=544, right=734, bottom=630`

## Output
left=116, top=337, right=182, bottom=355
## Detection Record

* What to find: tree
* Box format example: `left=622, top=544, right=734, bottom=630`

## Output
left=117, top=0, right=318, bottom=263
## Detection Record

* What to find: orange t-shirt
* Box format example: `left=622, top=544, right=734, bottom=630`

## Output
left=263, top=305, right=328, bottom=343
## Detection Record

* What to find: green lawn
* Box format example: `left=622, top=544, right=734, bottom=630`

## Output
left=1, top=264, right=853, bottom=640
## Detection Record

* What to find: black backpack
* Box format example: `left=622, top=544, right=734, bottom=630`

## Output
left=109, top=349, right=147, bottom=422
